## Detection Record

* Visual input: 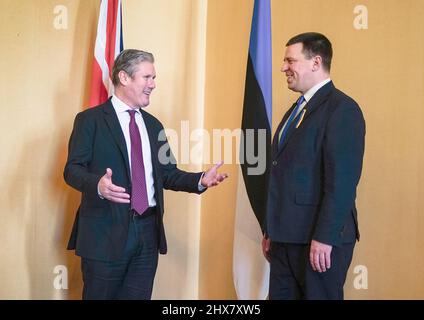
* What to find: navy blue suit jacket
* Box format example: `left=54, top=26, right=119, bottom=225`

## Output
left=266, top=81, right=365, bottom=247
left=64, top=99, right=203, bottom=261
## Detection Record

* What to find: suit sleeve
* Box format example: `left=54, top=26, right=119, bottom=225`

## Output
left=63, top=112, right=102, bottom=199
left=155, top=122, right=204, bottom=194
left=313, top=101, right=365, bottom=246
left=162, top=160, right=204, bottom=194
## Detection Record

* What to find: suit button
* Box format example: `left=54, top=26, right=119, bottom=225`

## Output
left=272, top=160, right=277, bottom=166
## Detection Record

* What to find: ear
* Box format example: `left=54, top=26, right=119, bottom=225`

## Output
left=117, top=70, right=130, bottom=86
left=312, top=55, right=322, bottom=72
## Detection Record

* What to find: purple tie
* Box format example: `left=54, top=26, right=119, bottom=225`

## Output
left=128, top=110, right=149, bottom=215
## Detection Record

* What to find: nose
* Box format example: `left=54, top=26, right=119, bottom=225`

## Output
left=149, top=79, right=156, bottom=89
left=281, top=61, right=288, bottom=73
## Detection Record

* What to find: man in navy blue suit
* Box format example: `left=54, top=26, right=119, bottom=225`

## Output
left=64, top=49, right=227, bottom=299
left=262, top=33, right=365, bottom=299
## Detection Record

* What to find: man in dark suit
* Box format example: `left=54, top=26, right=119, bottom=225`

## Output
left=262, top=33, right=365, bottom=299
left=64, top=49, right=227, bottom=300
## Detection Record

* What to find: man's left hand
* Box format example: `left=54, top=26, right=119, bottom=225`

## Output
left=201, top=160, right=229, bottom=188
left=309, top=239, right=332, bottom=273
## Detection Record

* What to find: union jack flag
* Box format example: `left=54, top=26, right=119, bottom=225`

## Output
left=89, top=0, right=123, bottom=107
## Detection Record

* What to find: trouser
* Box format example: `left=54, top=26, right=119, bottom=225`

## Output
left=269, top=241, right=355, bottom=300
left=81, top=207, right=159, bottom=300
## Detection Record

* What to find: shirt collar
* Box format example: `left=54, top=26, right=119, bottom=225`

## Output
left=111, top=95, right=140, bottom=114
left=303, top=78, right=331, bottom=103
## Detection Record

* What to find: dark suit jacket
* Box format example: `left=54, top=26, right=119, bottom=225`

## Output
left=64, top=99, right=203, bottom=261
left=266, top=81, right=365, bottom=247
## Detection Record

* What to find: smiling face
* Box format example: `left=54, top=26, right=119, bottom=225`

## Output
left=117, top=61, right=156, bottom=109
left=281, top=42, right=317, bottom=94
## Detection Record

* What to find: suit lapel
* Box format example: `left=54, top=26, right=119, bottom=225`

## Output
left=141, top=111, right=159, bottom=168
left=298, top=81, right=334, bottom=125
left=141, top=110, right=165, bottom=212
left=140, top=109, right=160, bottom=183
left=272, top=102, right=296, bottom=157
left=274, top=81, right=335, bottom=157
left=102, top=100, right=131, bottom=179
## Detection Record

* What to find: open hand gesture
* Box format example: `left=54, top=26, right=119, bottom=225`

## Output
left=201, top=161, right=229, bottom=188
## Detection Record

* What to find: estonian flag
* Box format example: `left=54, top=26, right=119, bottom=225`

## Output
left=233, top=0, right=272, bottom=299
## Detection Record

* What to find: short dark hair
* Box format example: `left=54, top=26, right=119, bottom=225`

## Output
left=112, top=49, right=154, bottom=86
left=286, top=32, right=333, bottom=72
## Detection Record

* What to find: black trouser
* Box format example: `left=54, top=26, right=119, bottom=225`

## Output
left=269, top=242, right=355, bottom=300
left=81, top=208, right=159, bottom=300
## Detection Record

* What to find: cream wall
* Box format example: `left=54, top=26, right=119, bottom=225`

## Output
left=0, top=0, right=423, bottom=299
left=200, top=0, right=252, bottom=299
left=0, top=0, right=97, bottom=299
left=270, top=0, right=424, bottom=299
left=0, top=0, right=207, bottom=299
left=124, top=0, right=208, bottom=300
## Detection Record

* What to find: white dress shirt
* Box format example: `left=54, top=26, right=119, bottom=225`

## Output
left=111, top=95, right=157, bottom=207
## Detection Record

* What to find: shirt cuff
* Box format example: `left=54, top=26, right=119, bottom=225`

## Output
left=97, top=184, right=105, bottom=199
left=198, top=172, right=207, bottom=191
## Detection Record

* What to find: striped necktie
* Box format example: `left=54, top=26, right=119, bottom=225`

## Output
left=278, top=95, right=305, bottom=150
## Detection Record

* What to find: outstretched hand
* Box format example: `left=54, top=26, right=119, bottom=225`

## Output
left=98, top=168, right=131, bottom=203
left=201, top=160, right=229, bottom=188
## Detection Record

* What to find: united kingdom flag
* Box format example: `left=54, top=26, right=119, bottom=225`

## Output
left=88, top=0, right=123, bottom=107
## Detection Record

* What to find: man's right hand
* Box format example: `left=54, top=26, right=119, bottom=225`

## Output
left=262, top=236, right=271, bottom=262
left=98, top=168, right=131, bottom=203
